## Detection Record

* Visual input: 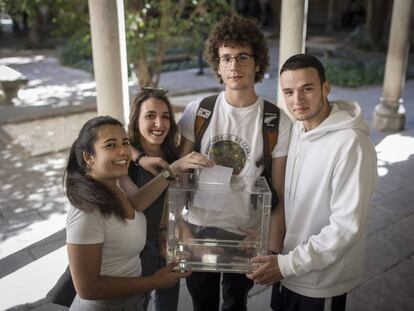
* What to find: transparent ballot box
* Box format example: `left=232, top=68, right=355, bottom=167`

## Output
left=166, top=173, right=271, bottom=273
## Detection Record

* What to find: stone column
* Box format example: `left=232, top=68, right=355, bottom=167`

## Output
left=373, top=0, right=413, bottom=131
left=88, top=0, right=129, bottom=124
left=277, top=0, right=308, bottom=112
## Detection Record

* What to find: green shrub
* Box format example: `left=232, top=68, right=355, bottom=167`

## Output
left=323, top=57, right=385, bottom=87
left=57, top=37, right=93, bottom=73
left=323, top=56, right=414, bottom=87
left=57, top=35, right=202, bottom=74
left=161, top=58, right=200, bottom=72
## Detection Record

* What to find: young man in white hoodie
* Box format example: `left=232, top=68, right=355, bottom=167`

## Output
left=247, top=54, right=378, bottom=311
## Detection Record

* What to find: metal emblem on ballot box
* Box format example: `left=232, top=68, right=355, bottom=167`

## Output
left=166, top=173, right=271, bottom=273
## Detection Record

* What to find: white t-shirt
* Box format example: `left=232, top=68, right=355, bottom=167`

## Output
left=66, top=205, right=147, bottom=277
left=178, top=91, right=291, bottom=230
left=179, top=92, right=291, bottom=176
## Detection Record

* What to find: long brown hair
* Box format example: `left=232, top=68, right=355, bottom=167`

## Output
left=128, top=89, right=179, bottom=163
left=64, top=116, right=126, bottom=220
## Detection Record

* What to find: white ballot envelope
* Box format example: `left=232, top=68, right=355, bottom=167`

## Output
left=193, top=165, right=233, bottom=212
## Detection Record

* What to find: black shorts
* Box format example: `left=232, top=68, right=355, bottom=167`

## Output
left=271, top=283, right=347, bottom=311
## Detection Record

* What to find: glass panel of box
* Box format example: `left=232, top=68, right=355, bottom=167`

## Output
left=166, top=173, right=271, bottom=273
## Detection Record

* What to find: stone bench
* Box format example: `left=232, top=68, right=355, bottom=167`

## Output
left=306, top=36, right=345, bottom=58
left=306, top=42, right=339, bottom=58
left=163, top=52, right=192, bottom=64
left=0, top=65, right=28, bottom=104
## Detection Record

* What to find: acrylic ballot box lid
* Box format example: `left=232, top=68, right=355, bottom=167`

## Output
left=166, top=173, right=272, bottom=273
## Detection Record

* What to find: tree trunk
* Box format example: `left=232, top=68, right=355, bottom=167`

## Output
left=135, top=54, right=155, bottom=88
left=28, top=12, right=40, bottom=47
left=153, top=47, right=166, bottom=88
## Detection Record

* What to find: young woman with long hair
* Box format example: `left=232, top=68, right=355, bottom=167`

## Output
left=65, top=115, right=211, bottom=310
left=127, top=87, right=183, bottom=311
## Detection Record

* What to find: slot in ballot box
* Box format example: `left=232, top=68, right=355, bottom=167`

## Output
left=166, top=173, right=271, bottom=273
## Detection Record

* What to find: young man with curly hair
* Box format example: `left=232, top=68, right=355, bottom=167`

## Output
left=178, top=15, right=292, bottom=311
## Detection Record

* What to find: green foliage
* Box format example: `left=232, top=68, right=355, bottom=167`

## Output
left=2, top=0, right=229, bottom=86
left=51, top=0, right=91, bottom=70
left=1, top=0, right=90, bottom=49
left=57, top=36, right=93, bottom=73
left=1, top=0, right=49, bottom=16
left=323, top=57, right=386, bottom=88
left=50, top=0, right=90, bottom=40
left=125, top=0, right=230, bottom=86
left=162, top=58, right=199, bottom=72
left=1, top=0, right=88, bottom=34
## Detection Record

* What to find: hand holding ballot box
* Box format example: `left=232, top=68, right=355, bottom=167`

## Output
left=166, top=167, right=272, bottom=273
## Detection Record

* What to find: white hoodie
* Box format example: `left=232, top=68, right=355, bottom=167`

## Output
left=278, top=101, right=378, bottom=298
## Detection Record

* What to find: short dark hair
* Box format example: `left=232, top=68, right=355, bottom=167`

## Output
left=64, top=116, right=127, bottom=220
left=128, top=89, right=178, bottom=163
left=280, top=54, right=326, bottom=84
left=205, top=14, right=269, bottom=84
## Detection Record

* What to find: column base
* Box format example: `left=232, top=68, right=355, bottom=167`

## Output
left=372, top=100, right=406, bottom=131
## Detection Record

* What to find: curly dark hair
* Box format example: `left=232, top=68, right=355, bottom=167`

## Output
left=205, top=14, right=269, bottom=84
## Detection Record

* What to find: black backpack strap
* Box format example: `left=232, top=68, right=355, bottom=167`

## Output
left=256, top=100, right=280, bottom=210
left=256, top=100, right=280, bottom=175
left=194, top=94, right=218, bottom=152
